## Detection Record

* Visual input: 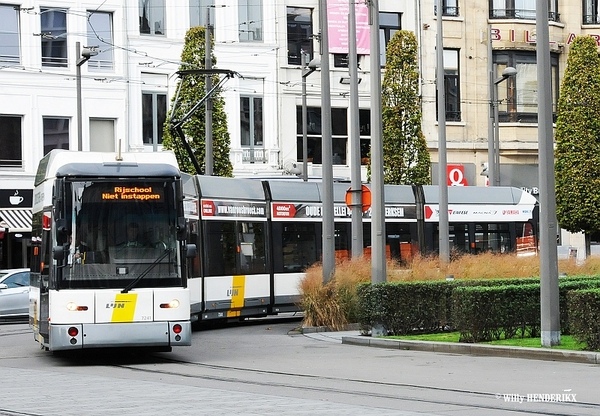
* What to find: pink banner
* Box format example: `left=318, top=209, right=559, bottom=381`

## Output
left=327, top=0, right=370, bottom=55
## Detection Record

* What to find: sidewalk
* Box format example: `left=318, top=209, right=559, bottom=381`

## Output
left=301, top=327, right=600, bottom=364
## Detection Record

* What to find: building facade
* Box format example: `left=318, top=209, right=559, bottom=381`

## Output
left=0, top=0, right=596, bottom=267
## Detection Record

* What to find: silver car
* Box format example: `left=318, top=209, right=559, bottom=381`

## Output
left=0, top=268, right=30, bottom=319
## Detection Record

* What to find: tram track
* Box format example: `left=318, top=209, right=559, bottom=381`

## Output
left=110, top=355, right=599, bottom=416
left=0, top=325, right=29, bottom=338
left=1, top=320, right=598, bottom=415
left=0, top=410, right=42, bottom=416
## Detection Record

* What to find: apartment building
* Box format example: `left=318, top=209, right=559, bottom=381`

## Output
left=0, top=0, right=596, bottom=267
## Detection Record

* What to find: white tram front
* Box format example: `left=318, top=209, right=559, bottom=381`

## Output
left=30, top=150, right=194, bottom=352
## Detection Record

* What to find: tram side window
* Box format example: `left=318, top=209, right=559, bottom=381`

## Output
left=205, top=221, right=236, bottom=276
left=239, top=222, right=267, bottom=274
left=204, top=221, right=267, bottom=276
left=334, top=223, right=350, bottom=260
left=386, top=223, right=416, bottom=261
left=30, top=212, right=48, bottom=288
left=474, top=223, right=510, bottom=253
left=280, top=223, right=318, bottom=272
left=450, top=223, right=469, bottom=253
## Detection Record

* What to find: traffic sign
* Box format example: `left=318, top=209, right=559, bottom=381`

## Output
left=345, top=185, right=371, bottom=212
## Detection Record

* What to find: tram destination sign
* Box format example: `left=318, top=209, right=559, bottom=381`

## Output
left=101, top=186, right=163, bottom=201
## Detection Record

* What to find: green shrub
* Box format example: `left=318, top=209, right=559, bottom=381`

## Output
left=356, top=281, right=451, bottom=335
left=451, top=284, right=539, bottom=342
left=567, top=289, right=600, bottom=350
left=558, top=278, right=600, bottom=334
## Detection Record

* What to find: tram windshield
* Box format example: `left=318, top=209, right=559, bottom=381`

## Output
left=60, top=180, right=182, bottom=289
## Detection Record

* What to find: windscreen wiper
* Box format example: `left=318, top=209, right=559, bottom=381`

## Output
left=121, top=249, right=172, bottom=293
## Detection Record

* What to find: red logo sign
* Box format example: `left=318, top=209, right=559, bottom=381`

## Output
left=425, top=205, right=434, bottom=219
left=272, top=203, right=297, bottom=218
left=202, top=200, right=215, bottom=216
left=447, top=164, right=468, bottom=186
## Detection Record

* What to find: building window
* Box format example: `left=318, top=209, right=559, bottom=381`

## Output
left=333, top=54, right=362, bottom=68
left=296, top=107, right=347, bottom=165
left=434, top=0, right=460, bottom=17
left=494, top=51, right=559, bottom=123
left=0, top=116, right=22, bottom=167
left=287, top=7, right=313, bottom=65
left=241, top=96, right=265, bottom=163
left=443, top=49, right=461, bottom=122
left=89, top=119, right=115, bottom=152
left=0, top=5, right=20, bottom=64
left=359, top=109, right=371, bottom=164
left=139, top=0, right=165, bottom=35
left=584, top=0, right=600, bottom=24
left=41, top=9, right=67, bottom=67
left=142, top=92, right=166, bottom=149
left=334, top=54, right=349, bottom=68
left=43, top=117, right=70, bottom=155
left=490, top=0, right=560, bottom=22
left=86, top=11, right=114, bottom=71
left=239, top=0, right=262, bottom=42
left=379, top=12, right=401, bottom=67
left=190, top=0, right=214, bottom=28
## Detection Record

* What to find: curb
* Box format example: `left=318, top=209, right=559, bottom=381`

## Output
left=341, top=336, right=600, bottom=364
left=300, top=323, right=362, bottom=334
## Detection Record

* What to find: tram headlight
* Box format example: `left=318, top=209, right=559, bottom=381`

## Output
left=160, top=299, right=180, bottom=309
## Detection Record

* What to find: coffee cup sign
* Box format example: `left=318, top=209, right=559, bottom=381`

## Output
left=0, top=189, right=32, bottom=208
left=10, top=193, right=24, bottom=205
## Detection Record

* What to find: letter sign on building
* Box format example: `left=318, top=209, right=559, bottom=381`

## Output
left=447, top=164, right=468, bottom=186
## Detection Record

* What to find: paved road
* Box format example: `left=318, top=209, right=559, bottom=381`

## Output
left=1, top=320, right=598, bottom=415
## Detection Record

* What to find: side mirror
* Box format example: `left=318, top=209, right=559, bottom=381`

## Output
left=185, top=244, right=197, bottom=259
left=177, top=217, right=187, bottom=240
left=53, top=245, right=65, bottom=261
left=0, top=283, right=8, bottom=290
left=55, top=218, right=69, bottom=245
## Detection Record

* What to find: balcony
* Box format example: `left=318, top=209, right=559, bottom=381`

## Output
left=489, top=9, right=560, bottom=23
left=242, top=148, right=268, bottom=164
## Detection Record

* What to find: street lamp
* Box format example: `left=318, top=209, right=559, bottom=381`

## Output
left=76, top=41, right=98, bottom=151
left=301, top=52, right=320, bottom=181
left=489, top=66, right=517, bottom=186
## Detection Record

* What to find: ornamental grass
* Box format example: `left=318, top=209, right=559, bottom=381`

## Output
left=299, top=252, right=600, bottom=329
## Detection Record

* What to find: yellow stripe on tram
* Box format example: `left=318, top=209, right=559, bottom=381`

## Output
left=111, top=293, right=138, bottom=322
left=227, top=275, right=245, bottom=317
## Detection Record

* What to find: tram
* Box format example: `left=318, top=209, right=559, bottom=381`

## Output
left=30, top=150, right=195, bottom=352
left=182, top=176, right=539, bottom=324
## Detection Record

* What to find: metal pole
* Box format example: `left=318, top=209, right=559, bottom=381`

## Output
left=537, top=0, right=560, bottom=347
left=205, top=9, right=213, bottom=175
left=319, top=0, right=335, bottom=283
left=76, top=41, right=83, bottom=151
left=493, top=66, right=500, bottom=186
left=487, top=26, right=494, bottom=187
left=349, top=1, right=363, bottom=258
left=302, top=52, right=308, bottom=182
left=436, top=0, right=449, bottom=264
left=368, top=0, right=386, bottom=283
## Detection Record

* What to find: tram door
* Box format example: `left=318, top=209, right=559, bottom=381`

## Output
left=30, top=211, right=52, bottom=343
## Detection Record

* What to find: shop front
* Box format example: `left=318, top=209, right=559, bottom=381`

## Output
left=0, top=189, right=32, bottom=269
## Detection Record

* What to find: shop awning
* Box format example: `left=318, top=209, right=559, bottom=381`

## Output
left=0, top=209, right=32, bottom=233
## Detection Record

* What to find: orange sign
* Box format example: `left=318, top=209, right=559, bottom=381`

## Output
left=101, top=186, right=162, bottom=201
left=345, top=185, right=371, bottom=212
